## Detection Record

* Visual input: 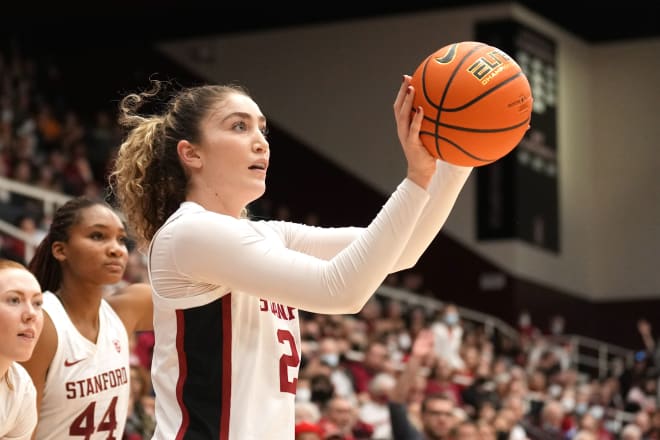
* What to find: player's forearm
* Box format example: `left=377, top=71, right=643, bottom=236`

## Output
left=393, top=160, right=472, bottom=270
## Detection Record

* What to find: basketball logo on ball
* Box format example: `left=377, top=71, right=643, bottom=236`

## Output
left=410, top=41, right=533, bottom=167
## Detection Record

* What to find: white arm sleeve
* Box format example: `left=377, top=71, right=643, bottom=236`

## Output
left=263, top=221, right=362, bottom=260
left=393, top=160, right=472, bottom=269
left=268, top=160, right=472, bottom=271
left=152, top=178, right=428, bottom=313
left=270, top=160, right=472, bottom=272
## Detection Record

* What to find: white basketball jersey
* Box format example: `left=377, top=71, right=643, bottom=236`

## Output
left=35, top=292, right=130, bottom=440
left=149, top=265, right=301, bottom=440
left=0, top=362, right=37, bottom=439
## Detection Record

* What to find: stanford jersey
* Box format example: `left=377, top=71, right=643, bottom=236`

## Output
left=0, top=363, right=37, bottom=439
left=35, top=292, right=130, bottom=440
left=148, top=162, right=472, bottom=439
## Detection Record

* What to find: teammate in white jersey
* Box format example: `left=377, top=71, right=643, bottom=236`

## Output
left=109, top=76, right=473, bottom=439
left=20, top=197, right=154, bottom=439
left=0, top=259, right=43, bottom=440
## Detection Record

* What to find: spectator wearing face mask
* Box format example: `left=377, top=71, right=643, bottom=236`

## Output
left=319, top=337, right=357, bottom=405
left=431, top=303, right=465, bottom=370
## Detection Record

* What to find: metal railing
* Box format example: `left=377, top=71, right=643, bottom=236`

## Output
left=375, top=284, right=635, bottom=379
left=0, top=176, right=72, bottom=217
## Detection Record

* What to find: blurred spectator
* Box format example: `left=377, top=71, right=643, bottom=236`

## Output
left=632, top=410, right=652, bottom=439
left=297, top=400, right=322, bottom=424
left=620, top=423, right=642, bottom=440
left=311, top=373, right=338, bottom=410
left=576, top=409, right=615, bottom=440
left=319, top=395, right=374, bottom=439
left=649, top=410, right=660, bottom=439
left=548, top=315, right=566, bottom=338
left=295, top=421, right=324, bottom=440
left=620, top=350, right=653, bottom=410
left=123, top=364, right=156, bottom=440
left=346, top=340, right=391, bottom=402
left=359, top=372, right=396, bottom=439
left=521, top=399, right=566, bottom=440
left=35, top=101, right=62, bottom=151
left=448, top=420, right=479, bottom=440
left=637, top=320, right=660, bottom=369
left=477, top=419, right=498, bottom=440
left=501, top=395, right=529, bottom=440
left=319, top=336, right=357, bottom=404
left=388, top=328, right=457, bottom=439
left=572, top=430, right=597, bottom=440
left=425, top=357, right=463, bottom=406
left=431, top=303, right=465, bottom=371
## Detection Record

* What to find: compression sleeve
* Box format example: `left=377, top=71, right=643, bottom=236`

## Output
left=157, top=178, right=429, bottom=313
left=393, top=160, right=472, bottom=269
left=269, top=160, right=472, bottom=271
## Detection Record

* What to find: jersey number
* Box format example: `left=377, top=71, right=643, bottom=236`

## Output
left=277, top=329, right=300, bottom=394
left=69, top=396, right=119, bottom=439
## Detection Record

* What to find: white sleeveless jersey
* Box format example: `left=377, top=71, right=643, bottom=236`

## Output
left=147, top=163, right=472, bottom=440
left=0, top=362, right=37, bottom=439
left=35, top=292, right=130, bottom=440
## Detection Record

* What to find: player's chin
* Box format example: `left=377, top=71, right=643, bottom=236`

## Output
left=15, top=345, right=37, bottom=362
left=99, top=270, right=125, bottom=285
left=247, top=184, right=267, bottom=202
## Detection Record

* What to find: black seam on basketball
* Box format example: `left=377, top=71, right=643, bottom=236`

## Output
left=422, top=43, right=485, bottom=113
left=422, top=115, right=530, bottom=133
left=420, top=131, right=492, bottom=162
left=442, top=72, right=526, bottom=112
left=425, top=43, right=485, bottom=160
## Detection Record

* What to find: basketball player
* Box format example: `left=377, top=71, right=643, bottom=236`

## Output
left=19, top=197, right=153, bottom=439
left=0, top=259, right=43, bottom=439
left=109, top=75, right=473, bottom=439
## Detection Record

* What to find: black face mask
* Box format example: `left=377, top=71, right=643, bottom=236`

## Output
left=311, top=386, right=334, bottom=404
left=496, top=430, right=509, bottom=440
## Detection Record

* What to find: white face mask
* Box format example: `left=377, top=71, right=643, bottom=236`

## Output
left=589, top=405, right=604, bottom=420
left=561, top=398, right=575, bottom=413
left=320, top=353, right=339, bottom=368
left=444, top=313, right=459, bottom=326
left=575, top=402, right=588, bottom=415
left=548, top=384, right=563, bottom=398
left=296, top=387, right=311, bottom=402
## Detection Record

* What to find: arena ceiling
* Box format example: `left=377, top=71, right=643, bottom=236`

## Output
left=10, top=1, right=660, bottom=45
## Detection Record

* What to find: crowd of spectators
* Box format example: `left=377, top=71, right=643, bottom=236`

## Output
left=0, top=36, right=659, bottom=440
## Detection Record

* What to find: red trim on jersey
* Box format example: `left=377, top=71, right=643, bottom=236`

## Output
left=175, top=310, right=190, bottom=440
left=220, top=293, right=232, bottom=440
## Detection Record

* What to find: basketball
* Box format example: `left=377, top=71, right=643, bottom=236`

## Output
left=410, top=41, right=533, bottom=167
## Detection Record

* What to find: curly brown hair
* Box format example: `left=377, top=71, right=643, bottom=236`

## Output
left=108, top=79, right=250, bottom=248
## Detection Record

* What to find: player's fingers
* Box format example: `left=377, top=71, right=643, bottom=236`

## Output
left=393, top=75, right=412, bottom=115
left=409, top=103, right=423, bottom=139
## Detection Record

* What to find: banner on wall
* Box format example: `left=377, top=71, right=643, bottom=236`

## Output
left=475, top=19, right=559, bottom=252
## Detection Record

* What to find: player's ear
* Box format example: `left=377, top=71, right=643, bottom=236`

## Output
left=51, top=241, right=66, bottom=262
left=177, top=140, right=202, bottom=169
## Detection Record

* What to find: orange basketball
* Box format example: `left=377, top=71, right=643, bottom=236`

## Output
left=410, top=41, right=533, bottom=167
